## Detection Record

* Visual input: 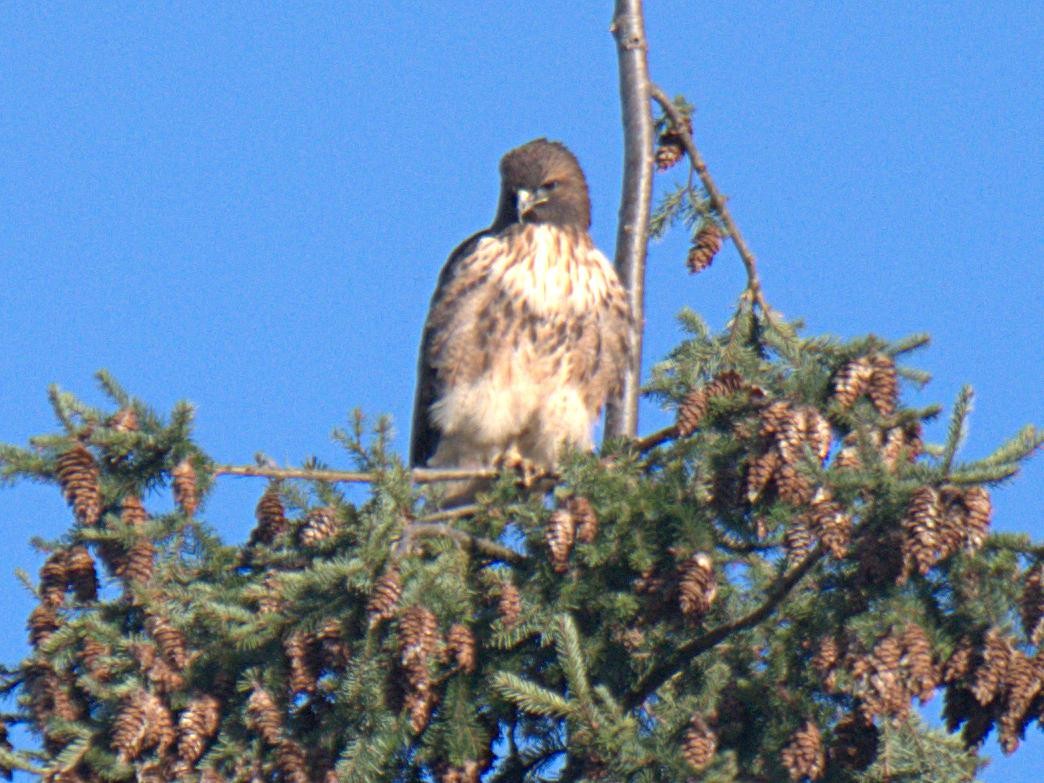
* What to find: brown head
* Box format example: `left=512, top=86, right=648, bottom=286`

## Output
left=492, top=139, right=592, bottom=230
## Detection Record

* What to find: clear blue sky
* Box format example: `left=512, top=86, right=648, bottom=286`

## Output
left=1, top=2, right=1040, bottom=779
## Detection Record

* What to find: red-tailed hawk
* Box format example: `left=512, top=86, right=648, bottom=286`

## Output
left=411, top=139, right=632, bottom=500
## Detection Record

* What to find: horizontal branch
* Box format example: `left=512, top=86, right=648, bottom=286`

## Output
left=625, top=546, right=824, bottom=709
left=213, top=464, right=499, bottom=484
left=403, top=521, right=526, bottom=565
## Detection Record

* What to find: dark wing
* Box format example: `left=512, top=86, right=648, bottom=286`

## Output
left=409, top=229, right=493, bottom=467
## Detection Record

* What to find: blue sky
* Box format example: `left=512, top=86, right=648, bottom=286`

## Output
left=1, top=2, right=1040, bottom=779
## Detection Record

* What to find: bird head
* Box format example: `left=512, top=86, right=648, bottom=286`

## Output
left=493, top=139, right=592, bottom=230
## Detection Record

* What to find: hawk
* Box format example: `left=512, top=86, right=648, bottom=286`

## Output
left=410, top=139, right=633, bottom=500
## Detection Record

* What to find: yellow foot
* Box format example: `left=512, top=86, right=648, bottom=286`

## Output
left=493, top=449, right=544, bottom=489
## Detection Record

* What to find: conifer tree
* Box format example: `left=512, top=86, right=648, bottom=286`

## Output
left=1, top=4, right=1041, bottom=783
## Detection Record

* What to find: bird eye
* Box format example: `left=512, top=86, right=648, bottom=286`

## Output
left=543, top=180, right=558, bottom=191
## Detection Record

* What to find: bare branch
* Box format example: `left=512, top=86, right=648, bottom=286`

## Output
left=625, top=546, right=824, bottom=708
left=649, top=84, right=776, bottom=325
left=606, top=0, right=655, bottom=440
left=213, top=464, right=499, bottom=484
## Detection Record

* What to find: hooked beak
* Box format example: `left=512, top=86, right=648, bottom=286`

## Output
left=516, top=188, right=547, bottom=220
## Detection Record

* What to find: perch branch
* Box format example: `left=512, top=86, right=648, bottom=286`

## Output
left=606, top=0, right=655, bottom=439
left=625, top=546, right=824, bottom=708
left=213, top=464, right=499, bottom=484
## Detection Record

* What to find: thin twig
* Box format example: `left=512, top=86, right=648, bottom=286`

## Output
left=606, top=0, right=655, bottom=440
left=213, top=464, right=499, bottom=484
left=418, top=504, right=482, bottom=522
left=402, top=522, right=526, bottom=565
left=624, top=546, right=824, bottom=709
left=648, top=84, right=779, bottom=330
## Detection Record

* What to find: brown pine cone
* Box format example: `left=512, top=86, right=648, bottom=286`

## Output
left=746, top=447, right=782, bottom=503
left=80, top=637, right=112, bottom=681
left=316, top=619, right=352, bottom=670
left=28, top=603, right=60, bottom=647
left=867, top=354, right=898, bottom=415
left=781, top=720, right=825, bottom=781
left=298, top=506, right=340, bottom=546
left=118, top=538, right=156, bottom=586
left=997, top=648, right=1040, bottom=754
left=1020, top=564, right=1044, bottom=645
left=113, top=690, right=174, bottom=762
left=812, top=636, right=842, bottom=690
left=776, top=462, right=814, bottom=506
left=678, top=553, right=716, bottom=617
left=681, top=713, right=717, bottom=771
left=655, top=139, right=685, bottom=170
left=55, top=443, right=101, bottom=526
left=65, top=545, right=97, bottom=602
left=285, top=632, right=319, bottom=694
left=275, top=739, right=311, bottom=783
left=171, top=458, right=199, bottom=516
left=961, top=486, right=992, bottom=551
left=145, top=613, right=189, bottom=670
left=446, top=623, right=477, bottom=673
left=498, top=582, right=522, bottom=629
left=942, top=636, right=977, bottom=683
left=399, top=606, right=440, bottom=676
left=546, top=507, right=576, bottom=573
left=569, top=496, right=598, bottom=544
left=900, top=624, right=938, bottom=703
left=971, top=629, right=1013, bottom=706
left=251, top=483, right=288, bottom=545
left=833, top=357, right=875, bottom=409
left=784, top=515, right=814, bottom=566
left=900, top=486, right=940, bottom=579
left=246, top=685, right=283, bottom=745
left=809, top=489, right=851, bottom=559
left=367, top=568, right=402, bottom=626
left=176, top=694, right=222, bottom=767
left=39, top=551, right=69, bottom=607
left=686, top=224, right=722, bottom=274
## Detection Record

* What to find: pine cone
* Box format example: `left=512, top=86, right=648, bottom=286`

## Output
left=997, top=649, right=1040, bottom=753
left=246, top=685, right=283, bottom=746
left=55, top=443, right=101, bottom=526
left=854, top=633, right=910, bottom=720
left=1020, top=564, right=1044, bottom=645
left=316, top=619, right=351, bottom=670
left=498, top=582, right=522, bottom=629
left=546, top=507, right=576, bottom=573
left=677, top=371, right=746, bottom=436
left=829, top=715, right=878, bottom=771
left=809, top=489, right=851, bottom=559
left=833, top=357, right=875, bottom=409
left=569, top=496, right=599, bottom=544
left=446, top=623, right=477, bottom=673
left=900, top=486, right=940, bottom=579
left=812, top=636, right=842, bottom=691
left=65, top=545, right=97, bottom=602
left=251, top=483, right=288, bottom=546
left=961, top=486, right=991, bottom=551
left=28, top=603, right=60, bottom=647
left=298, top=506, right=340, bottom=546
left=172, top=459, right=199, bottom=516
left=40, top=550, right=69, bottom=607
left=132, top=641, right=185, bottom=694
left=900, top=623, right=938, bottom=703
left=367, top=568, right=402, bottom=626
left=681, top=714, right=716, bottom=771
left=866, top=354, right=898, bottom=415
left=145, top=613, right=189, bottom=670
left=275, top=739, right=310, bottom=783
left=285, top=632, right=319, bottom=694
left=971, top=629, right=1013, bottom=706
left=678, top=553, right=716, bottom=617
left=746, top=447, right=782, bottom=503
left=776, top=462, right=814, bottom=506
left=176, top=694, right=221, bottom=767
left=258, top=572, right=285, bottom=615
left=655, top=139, right=685, bottom=170
left=781, top=720, right=825, bottom=781
left=784, top=515, right=814, bottom=566
left=113, top=690, right=174, bottom=762
left=118, top=538, right=156, bottom=586
left=109, top=406, right=139, bottom=433
left=686, top=224, right=722, bottom=274
left=942, top=637, right=977, bottom=683
left=399, top=606, right=440, bottom=679
left=81, top=637, right=112, bottom=681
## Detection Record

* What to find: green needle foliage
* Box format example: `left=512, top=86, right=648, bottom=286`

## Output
left=2, top=108, right=1042, bottom=783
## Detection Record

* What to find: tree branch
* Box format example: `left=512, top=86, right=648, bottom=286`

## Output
left=648, top=84, right=775, bottom=325
left=606, top=0, right=655, bottom=440
left=401, top=521, right=526, bottom=565
left=213, top=464, right=499, bottom=484
left=625, top=546, right=825, bottom=709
